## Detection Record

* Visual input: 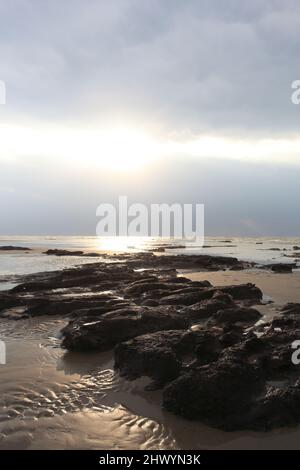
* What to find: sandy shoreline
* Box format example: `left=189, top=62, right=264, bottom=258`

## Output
left=1, top=249, right=300, bottom=449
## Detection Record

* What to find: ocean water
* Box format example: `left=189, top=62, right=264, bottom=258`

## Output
left=1, top=235, right=299, bottom=280
left=1, top=236, right=300, bottom=449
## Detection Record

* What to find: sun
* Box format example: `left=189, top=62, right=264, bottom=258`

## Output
left=86, top=126, right=158, bottom=171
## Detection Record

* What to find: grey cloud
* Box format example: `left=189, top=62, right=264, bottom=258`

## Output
left=0, top=0, right=300, bottom=133
left=1, top=155, right=299, bottom=236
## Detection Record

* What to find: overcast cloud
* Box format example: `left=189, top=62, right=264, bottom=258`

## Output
left=0, top=0, right=300, bottom=132
left=1, top=1, right=300, bottom=235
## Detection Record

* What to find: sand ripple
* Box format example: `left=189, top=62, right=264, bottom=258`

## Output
left=0, top=317, right=176, bottom=449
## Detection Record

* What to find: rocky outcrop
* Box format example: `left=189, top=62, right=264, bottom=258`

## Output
left=114, top=328, right=222, bottom=384
left=44, top=249, right=85, bottom=256
left=61, top=306, right=188, bottom=351
left=270, top=263, right=296, bottom=273
left=212, top=306, right=262, bottom=324
left=0, top=246, right=31, bottom=251
left=118, top=252, right=251, bottom=271
left=161, top=315, right=300, bottom=430
left=162, top=351, right=262, bottom=429
left=180, top=292, right=234, bottom=320
left=44, top=249, right=101, bottom=257
left=215, top=283, right=263, bottom=301
left=4, top=248, right=300, bottom=431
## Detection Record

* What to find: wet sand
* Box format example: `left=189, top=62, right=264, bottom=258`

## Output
left=1, top=270, right=300, bottom=449
left=185, top=269, right=300, bottom=304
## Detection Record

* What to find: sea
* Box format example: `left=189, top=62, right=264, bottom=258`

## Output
left=1, top=235, right=300, bottom=280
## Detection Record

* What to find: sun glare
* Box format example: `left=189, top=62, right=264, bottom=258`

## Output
left=0, top=123, right=160, bottom=173
left=3, top=122, right=300, bottom=172
left=86, top=127, right=158, bottom=171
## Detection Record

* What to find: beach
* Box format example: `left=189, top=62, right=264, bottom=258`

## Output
left=1, top=237, right=300, bottom=449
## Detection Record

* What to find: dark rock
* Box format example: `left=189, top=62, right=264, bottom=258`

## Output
left=125, top=252, right=250, bottom=271
left=0, top=246, right=31, bottom=251
left=219, top=324, right=244, bottom=347
left=123, top=278, right=195, bottom=297
left=180, top=291, right=235, bottom=321
left=246, top=381, right=300, bottom=430
left=163, top=353, right=261, bottom=429
left=141, top=299, right=160, bottom=307
left=270, top=263, right=295, bottom=273
left=114, top=330, right=183, bottom=383
left=213, top=307, right=262, bottom=324
left=217, top=283, right=263, bottom=301
left=25, top=294, right=129, bottom=317
left=83, top=252, right=101, bottom=257
left=44, top=249, right=84, bottom=256
left=281, top=303, right=300, bottom=316
left=0, top=293, right=25, bottom=312
left=229, top=265, right=244, bottom=271
left=114, top=329, right=222, bottom=384
left=159, top=288, right=216, bottom=306
left=160, top=311, right=300, bottom=430
left=61, top=306, right=189, bottom=351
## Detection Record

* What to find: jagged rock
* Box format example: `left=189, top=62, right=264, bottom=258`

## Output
left=162, top=352, right=262, bottom=429
left=217, top=283, right=263, bottom=301
left=181, top=291, right=235, bottom=321
left=159, top=288, right=216, bottom=306
left=125, top=252, right=250, bottom=271
left=115, top=331, right=183, bottom=383
left=114, top=328, right=222, bottom=384
left=245, top=381, right=300, bottom=430
left=123, top=278, right=193, bottom=297
left=219, top=325, right=243, bottom=347
left=213, top=306, right=262, bottom=324
left=61, top=306, right=189, bottom=351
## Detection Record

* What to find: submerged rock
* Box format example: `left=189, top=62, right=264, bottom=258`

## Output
left=0, top=245, right=31, bottom=251
left=44, top=249, right=84, bottom=256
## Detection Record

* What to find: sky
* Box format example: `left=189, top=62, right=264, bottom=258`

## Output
left=1, top=0, right=300, bottom=236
